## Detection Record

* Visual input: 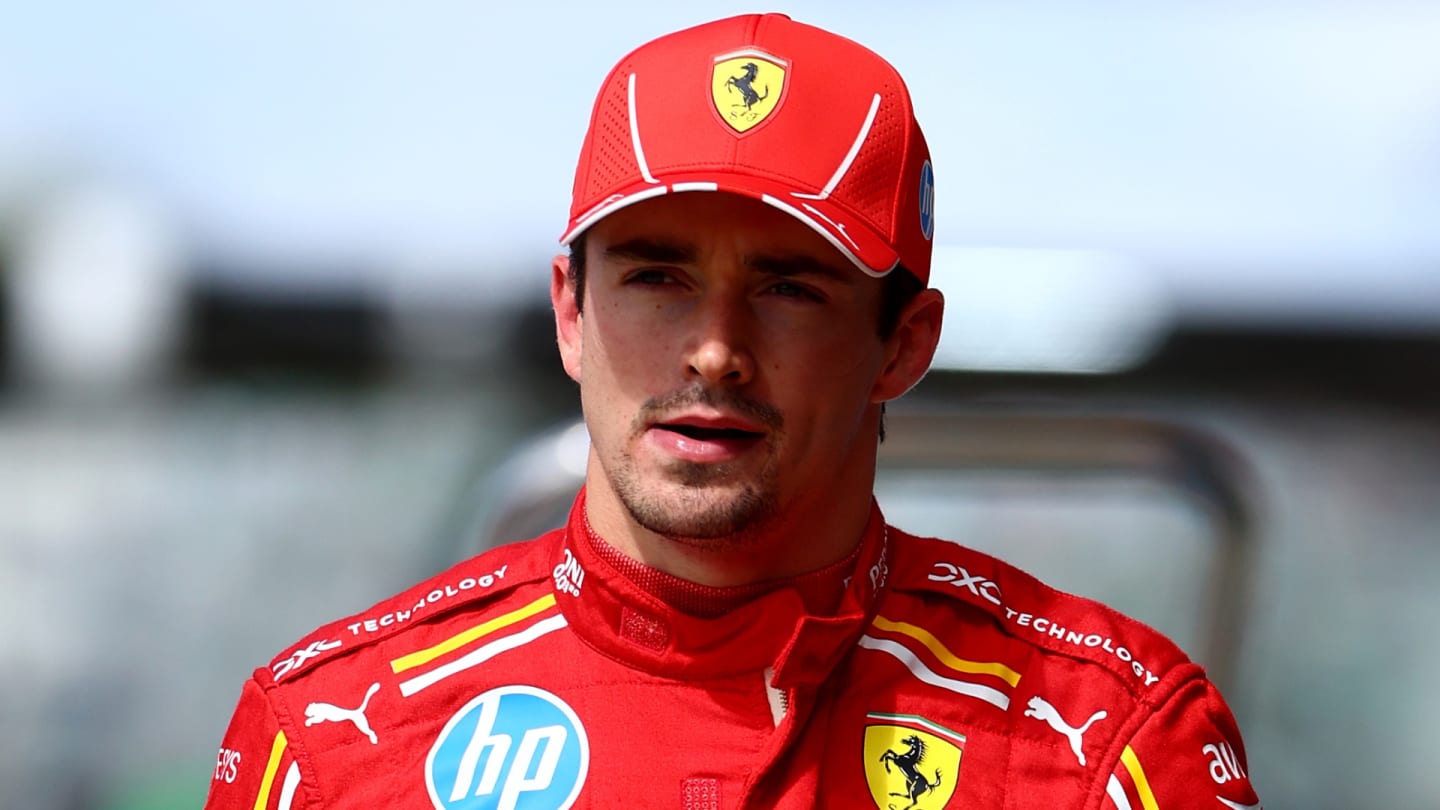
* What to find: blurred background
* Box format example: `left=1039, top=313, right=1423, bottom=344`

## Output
left=2, top=1, right=1438, bottom=807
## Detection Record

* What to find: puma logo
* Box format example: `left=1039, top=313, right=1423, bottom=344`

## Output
left=304, top=682, right=381, bottom=744
left=1024, top=695, right=1107, bottom=767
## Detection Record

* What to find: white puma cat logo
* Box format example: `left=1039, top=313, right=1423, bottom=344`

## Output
left=304, top=682, right=381, bottom=744
left=1024, top=695, right=1107, bottom=767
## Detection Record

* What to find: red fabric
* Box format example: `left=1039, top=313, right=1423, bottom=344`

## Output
left=203, top=490, right=1262, bottom=809
left=204, top=679, right=304, bottom=810
left=580, top=513, right=856, bottom=618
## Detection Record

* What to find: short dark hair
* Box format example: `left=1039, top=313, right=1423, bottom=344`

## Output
left=566, top=232, right=923, bottom=339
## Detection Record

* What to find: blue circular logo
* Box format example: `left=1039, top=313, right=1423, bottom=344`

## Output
left=918, top=159, right=935, bottom=241
left=426, top=686, right=588, bottom=810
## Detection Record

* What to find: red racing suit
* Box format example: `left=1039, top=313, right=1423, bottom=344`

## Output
left=204, top=491, right=1262, bottom=810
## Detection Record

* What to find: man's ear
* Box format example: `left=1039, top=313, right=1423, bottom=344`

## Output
left=552, top=254, right=583, bottom=383
left=872, top=287, right=945, bottom=403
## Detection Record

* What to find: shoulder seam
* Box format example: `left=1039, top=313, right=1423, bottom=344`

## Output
left=263, top=536, right=559, bottom=686
left=251, top=673, right=325, bottom=809
left=891, top=530, right=1194, bottom=698
left=1081, top=664, right=1209, bottom=810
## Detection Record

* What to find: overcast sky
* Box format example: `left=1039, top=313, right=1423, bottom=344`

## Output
left=2, top=1, right=1438, bottom=324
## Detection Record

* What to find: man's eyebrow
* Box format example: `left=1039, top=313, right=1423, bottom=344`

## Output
left=603, top=238, right=695, bottom=265
left=747, top=253, right=855, bottom=283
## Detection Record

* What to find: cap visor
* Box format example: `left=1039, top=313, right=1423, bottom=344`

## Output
left=562, top=173, right=899, bottom=277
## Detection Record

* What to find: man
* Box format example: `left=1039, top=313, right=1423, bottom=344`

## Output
left=205, top=13, right=1261, bottom=810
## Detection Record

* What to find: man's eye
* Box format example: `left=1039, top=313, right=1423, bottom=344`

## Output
left=769, top=281, right=821, bottom=301
left=626, top=269, right=674, bottom=286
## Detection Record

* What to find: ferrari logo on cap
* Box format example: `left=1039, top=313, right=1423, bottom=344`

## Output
left=711, top=50, right=787, bottom=133
left=863, top=713, right=964, bottom=810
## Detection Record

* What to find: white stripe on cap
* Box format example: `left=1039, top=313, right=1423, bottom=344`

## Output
left=628, top=73, right=660, bottom=185
left=799, top=202, right=860, bottom=250
left=560, top=186, right=670, bottom=245
left=761, top=193, right=893, bottom=277
left=792, top=93, right=881, bottom=202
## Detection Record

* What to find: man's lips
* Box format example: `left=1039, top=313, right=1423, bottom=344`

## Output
left=646, top=415, right=766, bottom=462
left=653, top=415, right=766, bottom=441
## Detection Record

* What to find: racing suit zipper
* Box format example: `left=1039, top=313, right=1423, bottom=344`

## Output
left=742, top=670, right=811, bottom=808
left=763, top=666, right=789, bottom=726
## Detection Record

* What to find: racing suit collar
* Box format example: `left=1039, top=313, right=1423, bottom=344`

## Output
left=549, top=488, right=890, bottom=683
left=580, top=513, right=861, bottom=619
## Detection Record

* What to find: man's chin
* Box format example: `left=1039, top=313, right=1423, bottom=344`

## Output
left=619, top=480, right=777, bottom=543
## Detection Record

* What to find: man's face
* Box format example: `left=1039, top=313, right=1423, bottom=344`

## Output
left=554, top=192, right=931, bottom=552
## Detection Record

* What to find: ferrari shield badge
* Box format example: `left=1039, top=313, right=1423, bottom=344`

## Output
left=711, top=50, right=786, bottom=133
left=863, top=713, right=964, bottom=810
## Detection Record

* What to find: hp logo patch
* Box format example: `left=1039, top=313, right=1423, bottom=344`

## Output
left=918, top=159, right=935, bottom=241
left=426, top=685, right=588, bottom=810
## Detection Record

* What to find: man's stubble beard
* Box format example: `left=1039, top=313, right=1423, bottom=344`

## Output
left=607, top=383, right=785, bottom=549
left=611, top=456, right=781, bottom=549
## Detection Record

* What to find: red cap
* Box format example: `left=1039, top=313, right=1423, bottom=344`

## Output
left=561, top=13, right=935, bottom=284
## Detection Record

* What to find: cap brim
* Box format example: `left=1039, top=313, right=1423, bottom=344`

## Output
left=561, top=174, right=900, bottom=278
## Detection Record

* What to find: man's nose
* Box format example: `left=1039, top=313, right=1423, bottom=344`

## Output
left=685, top=293, right=756, bottom=386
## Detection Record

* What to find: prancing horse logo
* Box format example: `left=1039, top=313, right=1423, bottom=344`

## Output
left=726, top=62, right=769, bottom=112
left=879, top=735, right=942, bottom=810
left=862, top=715, right=963, bottom=810
left=710, top=51, right=787, bottom=133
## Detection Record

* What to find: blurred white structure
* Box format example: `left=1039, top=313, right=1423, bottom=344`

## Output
left=10, top=185, right=185, bottom=391
left=930, top=246, right=1173, bottom=373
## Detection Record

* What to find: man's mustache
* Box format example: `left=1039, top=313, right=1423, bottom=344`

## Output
left=637, top=383, right=784, bottom=432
